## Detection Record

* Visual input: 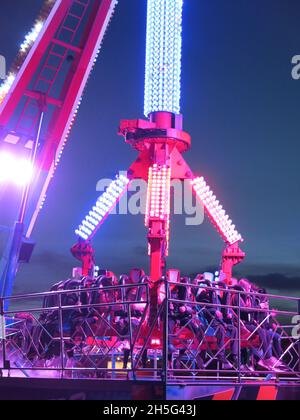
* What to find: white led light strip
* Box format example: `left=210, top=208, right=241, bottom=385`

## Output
left=0, top=19, right=45, bottom=106
left=145, top=164, right=171, bottom=255
left=20, top=20, right=44, bottom=53
left=76, top=174, right=130, bottom=241
left=0, top=0, right=57, bottom=106
left=191, top=177, right=243, bottom=245
left=0, top=73, right=17, bottom=105
left=144, top=0, right=183, bottom=117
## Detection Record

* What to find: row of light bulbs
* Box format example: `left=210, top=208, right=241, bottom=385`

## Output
left=76, top=175, right=130, bottom=241
left=144, top=0, right=183, bottom=116
left=145, top=164, right=171, bottom=256
left=0, top=0, right=57, bottom=106
left=192, top=177, right=243, bottom=245
left=145, top=164, right=171, bottom=223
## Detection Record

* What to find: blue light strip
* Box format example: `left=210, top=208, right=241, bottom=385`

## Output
left=144, top=0, right=183, bottom=117
left=75, top=174, right=130, bottom=241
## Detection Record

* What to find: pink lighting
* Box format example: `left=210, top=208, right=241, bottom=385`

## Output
left=145, top=164, right=171, bottom=255
left=151, top=338, right=161, bottom=347
left=145, top=164, right=171, bottom=223
left=0, top=151, right=33, bottom=187
left=191, top=177, right=243, bottom=245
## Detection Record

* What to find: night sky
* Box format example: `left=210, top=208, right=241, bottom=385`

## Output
left=0, top=0, right=299, bottom=297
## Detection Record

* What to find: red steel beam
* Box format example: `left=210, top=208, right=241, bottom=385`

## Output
left=39, top=0, right=118, bottom=171
left=0, top=0, right=73, bottom=126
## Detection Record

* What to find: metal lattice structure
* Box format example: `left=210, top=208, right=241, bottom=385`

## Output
left=0, top=280, right=299, bottom=383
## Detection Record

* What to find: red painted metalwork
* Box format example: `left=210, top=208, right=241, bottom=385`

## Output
left=0, top=0, right=244, bottom=297
left=119, top=111, right=244, bottom=284
left=212, top=389, right=235, bottom=400
left=71, top=240, right=95, bottom=276
left=119, top=111, right=193, bottom=283
left=221, top=243, right=246, bottom=284
left=257, top=386, right=278, bottom=401
left=0, top=0, right=118, bottom=240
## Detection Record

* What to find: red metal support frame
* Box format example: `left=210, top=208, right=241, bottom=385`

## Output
left=119, top=111, right=192, bottom=283
left=118, top=111, right=244, bottom=286
left=221, top=243, right=246, bottom=284
left=0, top=0, right=118, bottom=240
left=26, top=0, right=118, bottom=238
left=40, top=0, right=117, bottom=171
left=0, top=0, right=119, bottom=299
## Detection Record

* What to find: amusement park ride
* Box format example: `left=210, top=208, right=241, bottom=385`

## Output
left=0, top=0, right=245, bottom=301
left=1, top=0, right=300, bottom=401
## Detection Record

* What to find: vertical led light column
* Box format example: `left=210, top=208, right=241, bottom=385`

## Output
left=144, top=0, right=183, bottom=117
left=145, top=164, right=171, bottom=255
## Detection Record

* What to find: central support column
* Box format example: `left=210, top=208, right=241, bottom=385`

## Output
left=119, top=0, right=187, bottom=338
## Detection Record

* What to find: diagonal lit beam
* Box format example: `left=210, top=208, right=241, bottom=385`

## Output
left=0, top=0, right=56, bottom=106
left=191, top=176, right=243, bottom=245
left=75, top=174, right=130, bottom=241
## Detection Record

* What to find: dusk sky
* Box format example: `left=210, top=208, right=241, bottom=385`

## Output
left=0, top=0, right=299, bottom=297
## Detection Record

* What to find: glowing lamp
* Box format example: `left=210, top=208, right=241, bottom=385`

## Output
left=151, top=338, right=161, bottom=347
left=0, top=151, right=33, bottom=187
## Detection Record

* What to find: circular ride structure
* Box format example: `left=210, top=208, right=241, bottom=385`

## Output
left=0, top=0, right=299, bottom=401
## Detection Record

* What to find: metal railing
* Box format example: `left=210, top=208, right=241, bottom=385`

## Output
left=0, top=279, right=299, bottom=384
left=166, top=282, right=300, bottom=383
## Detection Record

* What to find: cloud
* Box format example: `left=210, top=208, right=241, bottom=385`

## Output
left=239, top=263, right=300, bottom=278
left=14, top=250, right=74, bottom=294
left=246, top=273, right=300, bottom=294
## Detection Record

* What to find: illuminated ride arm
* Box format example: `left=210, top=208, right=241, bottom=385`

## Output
left=73, top=174, right=130, bottom=276
left=75, top=174, right=130, bottom=241
left=191, top=176, right=245, bottom=283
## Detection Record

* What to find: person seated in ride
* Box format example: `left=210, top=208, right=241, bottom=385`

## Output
left=157, top=270, right=183, bottom=367
left=254, top=287, right=287, bottom=370
left=172, top=277, right=204, bottom=369
left=126, top=268, right=146, bottom=302
left=232, top=279, right=283, bottom=371
left=162, top=270, right=180, bottom=367
left=195, top=275, right=238, bottom=366
left=115, top=270, right=148, bottom=370
left=216, top=280, right=239, bottom=366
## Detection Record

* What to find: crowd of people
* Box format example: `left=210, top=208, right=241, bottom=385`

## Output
left=163, top=270, right=287, bottom=373
left=15, top=268, right=290, bottom=375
